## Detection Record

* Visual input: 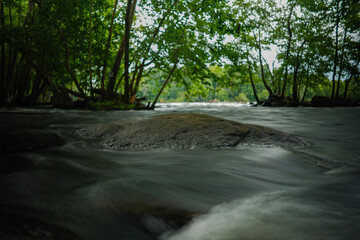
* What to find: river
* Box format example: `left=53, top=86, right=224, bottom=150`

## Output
left=0, top=103, right=360, bottom=240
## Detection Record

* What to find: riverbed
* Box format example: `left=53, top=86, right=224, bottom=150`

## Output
left=0, top=103, right=359, bottom=240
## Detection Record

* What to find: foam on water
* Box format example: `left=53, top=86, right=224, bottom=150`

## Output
left=164, top=191, right=360, bottom=240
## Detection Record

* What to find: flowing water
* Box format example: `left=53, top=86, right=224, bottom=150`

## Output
left=0, top=103, right=360, bottom=240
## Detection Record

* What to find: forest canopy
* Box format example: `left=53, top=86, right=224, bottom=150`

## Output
left=0, top=0, right=359, bottom=108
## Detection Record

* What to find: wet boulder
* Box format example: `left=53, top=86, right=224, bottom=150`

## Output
left=76, top=113, right=306, bottom=150
left=261, top=95, right=292, bottom=107
left=334, top=97, right=347, bottom=106
left=51, top=92, right=74, bottom=109
left=311, top=96, right=331, bottom=107
left=335, top=97, right=360, bottom=107
left=347, top=98, right=360, bottom=107
left=0, top=131, right=63, bottom=153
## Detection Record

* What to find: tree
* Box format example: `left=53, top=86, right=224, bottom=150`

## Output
left=1, top=0, right=359, bottom=107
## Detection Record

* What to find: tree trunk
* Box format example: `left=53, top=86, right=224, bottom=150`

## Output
left=11, top=55, right=24, bottom=102
left=123, top=0, right=133, bottom=104
left=108, top=0, right=178, bottom=100
left=114, top=73, right=124, bottom=93
left=281, top=5, right=294, bottom=98
left=301, top=80, right=309, bottom=104
left=89, top=0, right=93, bottom=96
left=129, top=15, right=168, bottom=97
left=16, top=67, right=32, bottom=105
left=243, top=34, right=259, bottom=103
left=335, top=27, right=347, bottom=99
left=292, top=63, right=299, bottom=105
left=151, top=60, right=178, bottom=109
left=105, top=0, right=137, bottom=100
left=0, top=0, right=5, bottom=105
left=262, top=56, right=274, bottom=85
left=6, top=51, right=18, bottom=96
left=28, top=72, right=42, bottom=105
left=129, top=62, right=139, bottom=96
left=64, top=42, right=84, bottom=94
left=23, top=0, right=35, bottom=27
left=132, top=62, right=144, bottom=97
left=331, top=2, right=340, bottom=105
left=292, top=40, right=307, bottom=105
left=343, top=74, right=353, bottom=99
left=301, top=66, right=310, bottom=104
left=247, top=59, right=259, bottom=104
left=258, top=31, right=273, bottom=97
left=100, top=0, right=119, bottom=93
left=6, top=5, right=14, bottom=98
left=8, top=4, right=12, bottom=26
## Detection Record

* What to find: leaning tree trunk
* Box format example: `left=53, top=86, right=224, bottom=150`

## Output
left=343, top=74, right=353, bottom=99
left=131, top=0, right=180, bottom=97
left=343, top=60, right=359, bottom=99
left=301, top=79, right=309, bottom=104
left=262, top=55, right=275, bottom=92
left=247, top=57, right=259, bottom=104
left=258, top=31, right=273, bottom=98
left=244, top=35, right=259, bottom=103
left=151, top=60, right=178, bottom=109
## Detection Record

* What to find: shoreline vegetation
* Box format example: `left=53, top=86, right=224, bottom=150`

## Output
left=3, top=91, right=360, bottom=111
left=1, top=94, right=359, bottom=110
left=1, top=98, right=360, bottom=111
left=1, top=1, right=359, bottom=111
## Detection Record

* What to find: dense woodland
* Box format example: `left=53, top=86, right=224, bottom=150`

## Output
left=0, top=0, right=359, bottom=109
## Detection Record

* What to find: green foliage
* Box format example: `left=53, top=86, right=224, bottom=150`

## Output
left=235, top=93, right=249, bottom=102
left=1, top=0, right=359, bottom=107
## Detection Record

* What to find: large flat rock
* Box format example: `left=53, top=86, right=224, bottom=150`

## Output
left=75, top=113, right=306, bottom=150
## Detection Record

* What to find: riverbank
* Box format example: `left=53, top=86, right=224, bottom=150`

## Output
left=2, top=94, right=359, bottom=110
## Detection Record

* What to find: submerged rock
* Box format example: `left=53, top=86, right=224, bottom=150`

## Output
left=76, top=113, right=306, bottom=150
left=122, top=203, right=197, bottom=236
left=0, top=209, right=83, bottom=240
